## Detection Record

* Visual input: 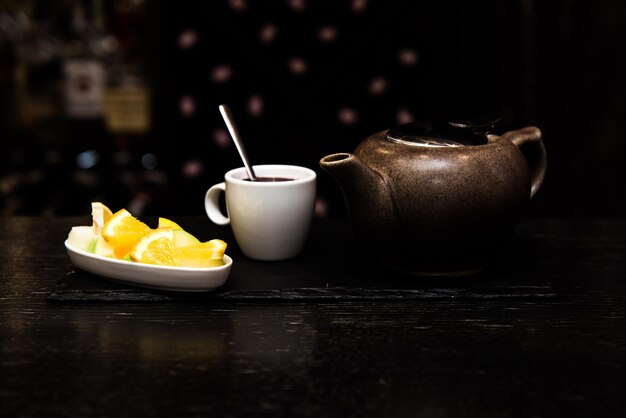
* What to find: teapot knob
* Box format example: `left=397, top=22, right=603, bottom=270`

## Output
left=448, top=113, right=502, bottom=134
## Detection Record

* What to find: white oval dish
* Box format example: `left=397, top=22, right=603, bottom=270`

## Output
left=65, top=240, right=232, bottom=292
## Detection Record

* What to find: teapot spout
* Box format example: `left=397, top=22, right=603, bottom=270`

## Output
left=320, top=153, right=395, bottom=241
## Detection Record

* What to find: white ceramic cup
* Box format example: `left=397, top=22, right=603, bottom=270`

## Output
left=205, top=165, right=317, bottom=261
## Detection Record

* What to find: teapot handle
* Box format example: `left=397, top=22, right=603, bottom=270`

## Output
left=502, top=126, right=547, bottom=199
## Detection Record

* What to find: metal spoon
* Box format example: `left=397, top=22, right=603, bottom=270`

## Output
left=219, top=104, right=257, bottom=181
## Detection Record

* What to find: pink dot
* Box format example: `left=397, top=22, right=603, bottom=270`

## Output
left=179, top=96, right=196, bottom=117
left=182, top=160, right=204, bottom=178
left=248, top=95, right=264, bottom=117
left=369, top=76, right=387, bottom=95
left=211, top=64, right=233, bottom=83
left=213, top=128, right=231, bottom=149
left=398, top=48, right=419, bottom=66
left=259, top=23, right=278, bottom=44
left=338, top=107, right=358, bottom=125
left=351, top=0, right=368, bottom=13
left=177, top=29, right=198, bottom=49
left=314, top=196, right=329, bottom=218
left=288, top=57, right=308, bottom=75
left=318, top=26, right=338, bottom=43
left=288, top=0, right=306, bottom=12
left=396, top=108, right=414, bottom=125
left=228, top=0, right=247, bottom=12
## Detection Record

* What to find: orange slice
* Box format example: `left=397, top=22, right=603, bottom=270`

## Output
left=130, top=228, right=179, bottom=266
left=178, top=239, right=227, bottom=268
left=101, top=208, right=151, bottom=258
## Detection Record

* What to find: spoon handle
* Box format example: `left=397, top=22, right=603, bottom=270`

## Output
left=219, top=104, right=257, bottom=181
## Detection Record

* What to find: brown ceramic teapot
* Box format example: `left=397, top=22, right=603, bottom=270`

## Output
left=319, top=121, right=547, bottom=276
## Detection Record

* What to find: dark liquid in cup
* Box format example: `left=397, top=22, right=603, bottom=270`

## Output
left=244, top=176, right=295, bottom=182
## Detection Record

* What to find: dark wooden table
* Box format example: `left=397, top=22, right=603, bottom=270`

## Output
left=1, top=216, right=625, bottom=417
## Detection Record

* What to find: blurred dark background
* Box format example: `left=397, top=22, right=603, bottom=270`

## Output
left=1, top=0, right=625, bottom=218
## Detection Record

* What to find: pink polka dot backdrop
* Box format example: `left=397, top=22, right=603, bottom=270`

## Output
left=151, top=1, right=513, bottom=216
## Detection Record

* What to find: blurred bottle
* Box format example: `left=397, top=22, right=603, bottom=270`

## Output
left=62, top=0, right=109, bottom=120
left=103, top=0, right=151, bottom=137
left=12, top=3, right=63, bottom=128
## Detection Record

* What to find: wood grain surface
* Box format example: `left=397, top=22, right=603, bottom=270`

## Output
left=1, top=217, right=625, bottom=417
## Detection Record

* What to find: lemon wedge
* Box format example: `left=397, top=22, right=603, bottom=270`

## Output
left=178, top=239, right=227, bottom=268
left=157, top=217, right=183, bottom=230
left=157, top=217, right=202, bottom=246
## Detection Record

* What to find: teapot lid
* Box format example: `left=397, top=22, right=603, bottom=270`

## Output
left=386, top=115, right=500, bottom=147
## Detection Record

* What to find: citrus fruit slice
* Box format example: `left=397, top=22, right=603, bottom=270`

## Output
left=101, top=208, right=151, bottom=258
left=173, top=229, right=201, bottom=247
left=178, top=239, right=227, bottom=268
left=91, top=202, right=113, bottom=235
left=157, top=217, right=200, bottom=246
left=130, top=228, right=179, bottom=266
left=157, top=217, right=183, bottom=230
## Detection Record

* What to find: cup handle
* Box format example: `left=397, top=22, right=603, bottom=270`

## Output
left=205, top=183, right=230, bottom=225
